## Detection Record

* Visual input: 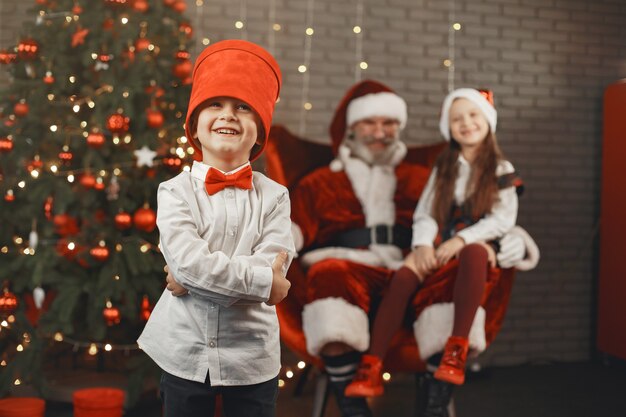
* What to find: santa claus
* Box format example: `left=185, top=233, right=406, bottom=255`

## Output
left=288, top=80, right=538, bottom=417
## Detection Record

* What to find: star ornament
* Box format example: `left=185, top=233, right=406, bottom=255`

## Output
left=134, top=146, right=157, bottom=167
left=72, top=27, right=90, bottom=47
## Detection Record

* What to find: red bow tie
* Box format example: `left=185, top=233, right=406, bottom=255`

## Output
left=204, top=165, right=253, bottom=195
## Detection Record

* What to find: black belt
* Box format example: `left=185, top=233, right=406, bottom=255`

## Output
left=325, top=224, right=412, bottom=250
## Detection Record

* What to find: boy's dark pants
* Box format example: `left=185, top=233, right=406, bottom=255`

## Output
left=160, top=371, right=279, bottom=417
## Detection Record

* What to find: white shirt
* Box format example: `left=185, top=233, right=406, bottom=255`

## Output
left=411, top=156, right=518, bottom=247
left=138, top=161, right=295, bottom=385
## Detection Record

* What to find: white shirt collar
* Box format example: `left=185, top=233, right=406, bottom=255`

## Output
left=190, top=160, right=251, bottom=181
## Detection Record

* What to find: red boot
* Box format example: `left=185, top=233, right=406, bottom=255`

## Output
left=344, top=354, right=384, bottom=397
left=434, top=336, right=469, bottom=385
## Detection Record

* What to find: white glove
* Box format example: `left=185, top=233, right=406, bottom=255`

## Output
left=497, top=226, right=540, bottom=271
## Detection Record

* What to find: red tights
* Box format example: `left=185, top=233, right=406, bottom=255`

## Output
left=369, top=243, right=488, bottom=359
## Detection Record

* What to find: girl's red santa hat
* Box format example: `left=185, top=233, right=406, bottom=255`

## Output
left=329, top=79, right=407, bottom=155
left=439, top=88, right=497, bottom=141
left=185, top=39, right=282, bottom=161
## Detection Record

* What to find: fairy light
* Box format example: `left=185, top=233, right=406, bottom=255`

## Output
left=447, top=0, right=457, bottom=92
left=67, top=242, right=75, bottom=250
left=88, top=343, right=98, bottom=355
left=237, top=0, right=247, bottom=39
left=299, top=0, right=316, bottom=136
left=18, top=181, right=26, bottom=188
left=285, top=370, right=294, bottom=379
left=353, top=0, right=365, bottom=81
left=382, top=372, right=391, bottom=381
left=73, top=104, right=80, bottom=113
left=54, top=332, right=64, bottom=342
left=69, top=75, right=76, bottom=83
left=67, top=174, right=75, bottom=183
left=105, top=344, right=113, bottom=352
left=14, top=379, right=21, bottom=385
left=297, top=361, right=306, bottom=369
left=14, top=237, right=23, bottom=244
left=16, top=344, right=23, bottom=352
left=268, top=0, right=278, bottom=54
left=121, top=16, right=129, bottom=25
left=50, top=124, right=58, bottom=132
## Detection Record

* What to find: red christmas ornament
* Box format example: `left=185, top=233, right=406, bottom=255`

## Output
left=44, top=196, right=54, bottom=219
left=102, top=18, right=115, bottom=30
left=4, top=190, right=15, bottom=203
left=53, top=214, right=80, bottom=236
left=89, top=245, right=110, bottom=261
left=106, top=114, right=130, bottom=134
left=94, top=179, right=106, bottom=191
left=27, top=157, right=43, bottom=172
left=104, top=0, right=129, bottom=7
left=146, top=108, right=164, bottom=129
left=145, top=84, right=165, bottom=98
left=179, top=22, right=193, bottom=38
left=14, top=101, right=29, bottom=117
left=58, top=150, right=73, bottom=163
left=173, top=58, right=192, bottom=80
left=133, top=0, right=149, bottom=12
left=163, top=0, right=177, bottom=6
left=103, top=305, right=121, bottom=326
left=35, top=0, right=47, bottom=4
left=86, top=131, right=106, bottom=148
left=135, top=37, right=151, bottom=52
left=80, top=173, right=96, bottom=188
left=43, top=71, right=55, bottom=84
left=163, top=156, right=182, bottom=172
left=133, top=206, right=157, bottom=232
left=0, top=137, right=13, bottom=153
left=55, top=238, right=82, bottom=261
left=73, top=4, right=83, bottom=14
left=140, top=295, right=152, bottom=321
left=0, top=288, right=18, bottom=316
left=17, top=38, right=40, bottom=60
left=0, top=49, right=17, bottom=65
left=122, top=47, right=135, bottom=66
left=172, top=0, right=186, bottom=12
left=114, top=212, right=132, bottom=230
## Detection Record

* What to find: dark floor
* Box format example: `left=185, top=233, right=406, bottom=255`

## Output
left=42, top=358, right=626, bottom=417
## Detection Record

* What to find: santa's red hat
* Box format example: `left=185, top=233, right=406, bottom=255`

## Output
left=185, top=40, right=282, bottom=161
left=329, top=79, right=407, bottom=155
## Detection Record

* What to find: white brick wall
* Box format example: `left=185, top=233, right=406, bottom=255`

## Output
left=2, top=0, right=626, bottom=366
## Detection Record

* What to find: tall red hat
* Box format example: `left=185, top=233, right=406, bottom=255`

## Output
left=329, top=79, right=407, bottom=155
left=185, top=40, right=282, bottom=161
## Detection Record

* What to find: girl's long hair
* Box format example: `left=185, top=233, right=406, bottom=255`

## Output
left=432, top=131, right=504, bottom=226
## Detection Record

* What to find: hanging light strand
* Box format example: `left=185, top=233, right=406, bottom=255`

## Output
left=237, top=0, right=248, bottom=40
left=298, top=0, right=316, bottom=136
left=447, top=0, right=456, bottom=92
left=268, top=0, right=277, bottom=55
left=354, top=0, right=365, bottom=82
left=194, top=0, right=205, bottom=54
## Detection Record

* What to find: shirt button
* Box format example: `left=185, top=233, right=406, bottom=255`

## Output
left=227, top=190, right=234, bottom=198
left=228, top=229, right=236, bottom=237
left=209, top=341, right=216, bottom=348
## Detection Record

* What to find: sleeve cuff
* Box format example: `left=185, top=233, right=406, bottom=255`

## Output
left=457, top=229, right=477, bottom=245
left=252, top=266, right=273, bottom=301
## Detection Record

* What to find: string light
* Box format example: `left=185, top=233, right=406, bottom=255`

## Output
left=269, top=0, right=278, bottom=54
left=447, top=0, right=457, bottom=92
left=298, top=0, right=316, bottom=136
left=237, top=0, right=247, bottom=39
left=353, top=0, right=365, bottom=82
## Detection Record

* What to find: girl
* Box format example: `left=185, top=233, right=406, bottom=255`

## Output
left=345, top=88, right=520, bottom=398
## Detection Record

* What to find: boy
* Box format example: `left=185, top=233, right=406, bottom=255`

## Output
left=138, top=40, right=294, bottom=417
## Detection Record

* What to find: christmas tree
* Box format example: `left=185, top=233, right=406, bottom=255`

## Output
left=0, top=0, right=193, bottom=400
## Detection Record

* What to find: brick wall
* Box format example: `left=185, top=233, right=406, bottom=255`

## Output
left=2, top=0, right=626, bottom=366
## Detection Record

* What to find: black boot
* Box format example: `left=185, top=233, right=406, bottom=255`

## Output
left=328, top=378, right=373, bottom=417
left=416, top=372, right=454, bottom=417
left=322, top=352, right=373, bottom=417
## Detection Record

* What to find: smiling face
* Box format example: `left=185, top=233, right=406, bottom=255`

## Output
left=350, top=116, right=400, bottom=155
left=192, top=97, right=261, bottom=170
left=448, top=98, right=490, bottom=154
